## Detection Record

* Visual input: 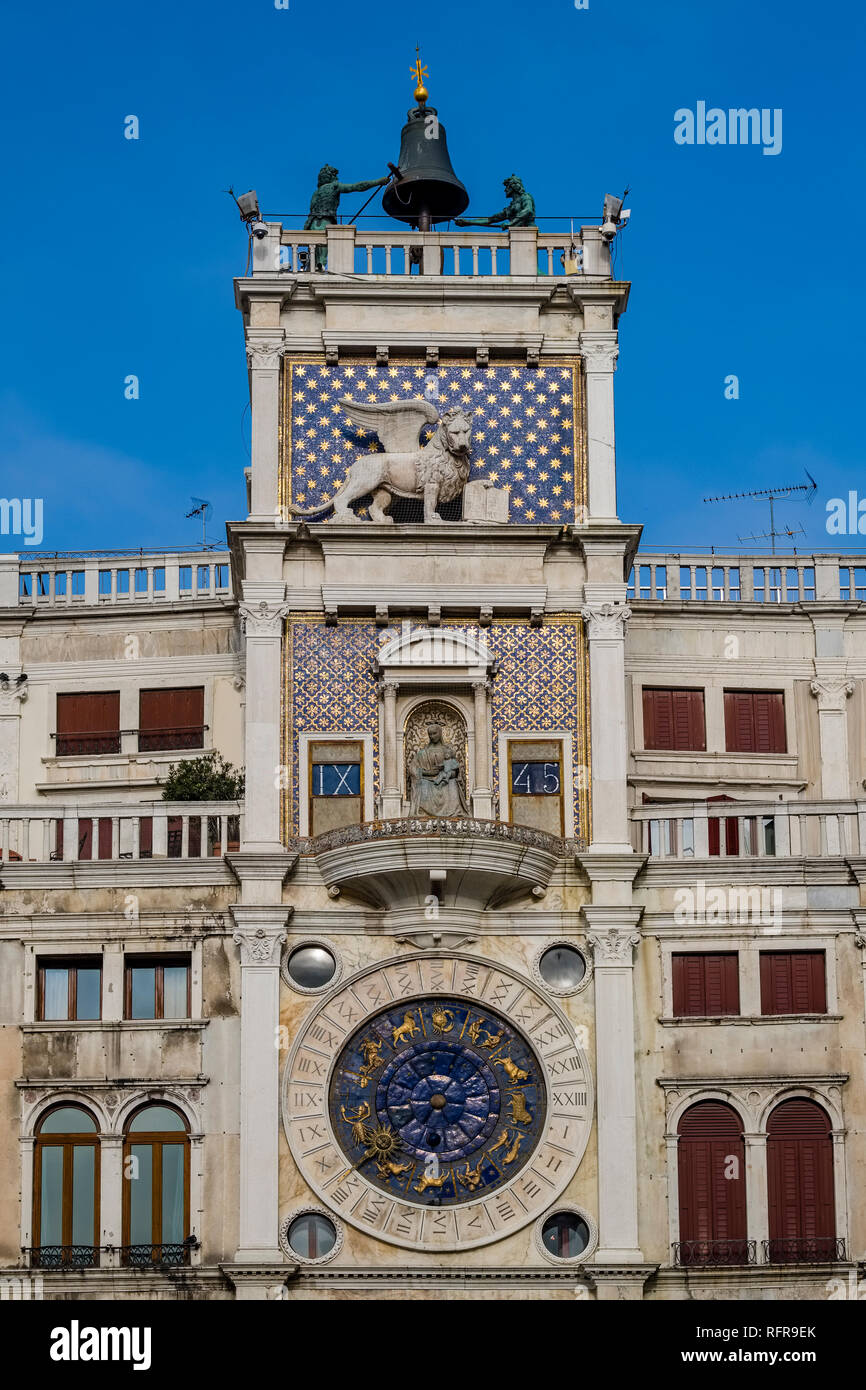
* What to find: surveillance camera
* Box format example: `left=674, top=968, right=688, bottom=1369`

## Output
left=251, top=221, right=268, bottom=240
left=600, top=220, right=618, bottom=242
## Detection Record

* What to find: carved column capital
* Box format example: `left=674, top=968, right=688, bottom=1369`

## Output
left=471, top=679, right=490, bottom=695
left=579, top=334, right=620, bottom=373
left=0, top=673, right=28, bottom=713
left=586, top=928, right=640, bottom=966
left=233, top=923, right=288, bottom=966
left=245, top=336, right=287, bottom=371
left=378, top=678, right=399, bottom=698
left=581, top=602, right=632, bottom=641
left=239, top=599, right=290, bottom=638
left=810, top=677, right=854, bottom=711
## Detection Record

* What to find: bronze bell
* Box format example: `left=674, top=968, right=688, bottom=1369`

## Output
left=383, top=103, right=469, bottom=231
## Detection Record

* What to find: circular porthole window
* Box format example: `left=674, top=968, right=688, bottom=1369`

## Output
left=284, top=941, right=340, bottom=993
left=541, top=1211, right=591, bottom=1260
left=537, top=943, right=586, bottom=993
left=279, top=1207, right=344, bottom=1265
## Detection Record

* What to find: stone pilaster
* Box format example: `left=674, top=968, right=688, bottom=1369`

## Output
left=471, top=678, right=492, bottom=818
left=232, top=909, right=291, bottom=1264
left=380, top=679, right=401, bottom=818
left=580, top=333, right=619, bottom=521
left=581, top=597, right=632, bottom=852
left=810, top=673, right=854, bottom=799
left=585, top=910, right=643, bottom=1263
left=239, top=594, right=289, bottom=851
left=0, top=672, right=27, bottom=801
left=245, top=334, right=286, bottom=522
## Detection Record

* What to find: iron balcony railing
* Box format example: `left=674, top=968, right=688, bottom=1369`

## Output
left=24, top=1237, right=199, bottom=1270
left=762, top=1237, right=846, bottom=1264
left=26, top=1244, right=98, bottom=1269
left=672, top=1239, right=757, bottom=1268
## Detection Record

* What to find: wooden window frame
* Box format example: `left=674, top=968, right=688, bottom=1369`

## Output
left=33, top=1106, right=100, bottom=1255
left=124, top=956, right=192, bottom=1021
left=138, top=686, right=205, bottom=754
left=507, top=738, right=565, bottom=835
left=723, top=689, right=787, bottom=754
left=642, top=687, right=707, bottom=752
left=672, top=952, right=740, bottom=1017
left=759, top=950, right=827, bottom=1015
left=37, top=958, right=103, bottom=1022
left=122, top=1106, right=190, bottom=1255
left=55, top=690, right=121, bottom=758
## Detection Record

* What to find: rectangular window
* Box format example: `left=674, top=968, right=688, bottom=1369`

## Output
left=643, top=688, right=706, bottom=751
left=56, top=691, right=120, bottom=757
left=308, top=740, right=363, bottom=837
left=507, top=739, right=564, bottom=836
left=125, top=957, right=191, bottom=1020
left=760, top=951, right=826, bottom=1015
left=672, top=953, right=740, bottom=1017
left=38, top=959, right=102, bottom=1021
left=724, top=690, right=786, bottom=753
left=138, top=687, right=204, bottom=752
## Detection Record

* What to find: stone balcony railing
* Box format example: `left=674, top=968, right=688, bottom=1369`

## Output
left=0, top=802, right=242, bottom=862
left=627, top=553, right=866, bottom=605
left=633, top=799, right=866, bottom=859
left=251, top=222, right=614, bottom=280
left=2, top=550, right=233, bottom=610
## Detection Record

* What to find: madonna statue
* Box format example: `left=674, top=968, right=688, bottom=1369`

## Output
left=408, top=721, right=469, bottom=818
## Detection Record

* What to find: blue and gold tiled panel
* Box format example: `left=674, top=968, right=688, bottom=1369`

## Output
left=282, top=617, right=589, bottom=840
left=279, top=357, right=586, bottom=523
left=328, top=999, right=546, bottom=1206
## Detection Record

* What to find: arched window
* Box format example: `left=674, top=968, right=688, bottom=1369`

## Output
left=677, top=1101, right=748, bottom=1265
left=123, top=1104, right=190, bottom=1266
left=767, top=1098, right=836, bottom=1262
left=34, top=1105, right=99, bottom=1267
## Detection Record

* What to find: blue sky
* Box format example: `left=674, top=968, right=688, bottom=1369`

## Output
left=1, top=0, right=863, bottom=554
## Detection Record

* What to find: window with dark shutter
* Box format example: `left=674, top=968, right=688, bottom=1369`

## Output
left=139, top=688, right=204, bottom=752
left=677, top=1101, right=747, bottom=1264
left=724, top=690, right=786, bottom=752
left=672, top=953, right=740, bottom=1016
left=760, top=952, right=826, bottom=1014
left=766, top=1099, right=835, bottom=1261
left=643, top=688, right=706, bottom=751
left=56, top=692, right=120, bottom=757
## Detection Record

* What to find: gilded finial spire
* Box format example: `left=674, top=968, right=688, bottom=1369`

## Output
left=411, top=44, right=429, bottom=106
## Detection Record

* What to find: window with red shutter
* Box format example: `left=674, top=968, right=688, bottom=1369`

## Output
left=643, top=688, right=706, bottom=751
left=724, top=690, right=786, bottom=753
left=677, top=1101, right=748, bottom=1264
left=56, top=692, right=120, bottom=757
left=760, top=952, right=826, bottom=1014
left=138, top=688, right=204, bottom=752
left=766, top=1099, right=835, bottom=1261
left=672, top=953, right=739, bottom=1016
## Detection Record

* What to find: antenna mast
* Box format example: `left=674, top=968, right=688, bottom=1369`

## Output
left=703, top=473, right=817, bottom=554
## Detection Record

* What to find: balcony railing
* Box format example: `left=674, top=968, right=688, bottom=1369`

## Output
left=301, top=815, right=569, bottom=857
left=762, top=1237, right=846, bottom=1264
left=627, top=554, right=866, bottom=604
left=7, top=550, right=233, bottom=610
left=26, top=1244, right=98, bottom=1269
left=0, top=803, right=242, bottom=862
left=24, top=1238, right=199, bottom=1269
left=633, top=800, right=866, bottom=859
left=673, top=1239, right=757, bottom=1267
left=120, top=1241, right=195, bottom=1268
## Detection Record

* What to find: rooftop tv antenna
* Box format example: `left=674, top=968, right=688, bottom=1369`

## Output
left=703, top=471, right=817, bottom=554
left=186, top=497, right=213, bottom=549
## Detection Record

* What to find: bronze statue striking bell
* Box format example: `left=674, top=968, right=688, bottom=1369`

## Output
left=383, top=104, right=469, bottom=230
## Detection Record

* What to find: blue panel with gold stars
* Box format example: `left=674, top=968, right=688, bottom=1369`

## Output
left=280, top=357, right=585, bottom=523
left=328, top=998, right=546, bottom=1205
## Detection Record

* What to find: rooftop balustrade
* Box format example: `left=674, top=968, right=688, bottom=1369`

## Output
left=633, top=799, right=866, bottom=859
left=3, top=550, right=233, bottom=610
left=627, top=553, right=866, bottom=605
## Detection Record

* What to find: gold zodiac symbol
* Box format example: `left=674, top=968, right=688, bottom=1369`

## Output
left=456, top=1157, right=484, bottom=1191
left=356, top=1036, right=384, bottom=1087
left=413, top=1169, right=449, bottom=1194
left=493, top=1056, right=529, bottom=1083
left=392, top=1011, right=420, bottom=1046
left=507, top=1090, right=533, bottom=1126
left=467, top=1016, right=485, bottom=1044
left=480, top=1026, right=505, bottom=1050
left=430, top=1006, right=455, bottom=1035
left=340, top=1100, right=371, bottom=1146
left=489, top=1128, right=511, bottom=1155
left=503, top=1130, right=526, bottom=1164
left=378, top=1156, right=412, bottom=1178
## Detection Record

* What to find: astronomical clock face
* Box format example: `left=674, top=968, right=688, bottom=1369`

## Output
left=329, top=999, right=545, bottom=1205
left=282, top=955, right=592, bottom=1252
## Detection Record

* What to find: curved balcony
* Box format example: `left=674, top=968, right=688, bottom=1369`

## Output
left=299, top=817, right=568, bottom=910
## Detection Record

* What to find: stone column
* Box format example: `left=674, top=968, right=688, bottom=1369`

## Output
left=585, top=915, right=643, bottom=1262
left=100, top=1135, right=124, bottom=1265
left=239, top=596, right=288, bottom=851
left=743, top=1132, right=768, bottom=1260
left=246, top=336, right=286, bottom=522
left=0, top=674, right=27, bottom=802
left=581, top=598, right=632, bottom=852
left=580, top=334, right=619, bottom=522
left=810, top=676, right=854, bottom=799
left=471, top=679, right=492, bottom=818
left=232, top=911, right=289, bottom=1264
left=380, top=679, right=401, bottom=819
